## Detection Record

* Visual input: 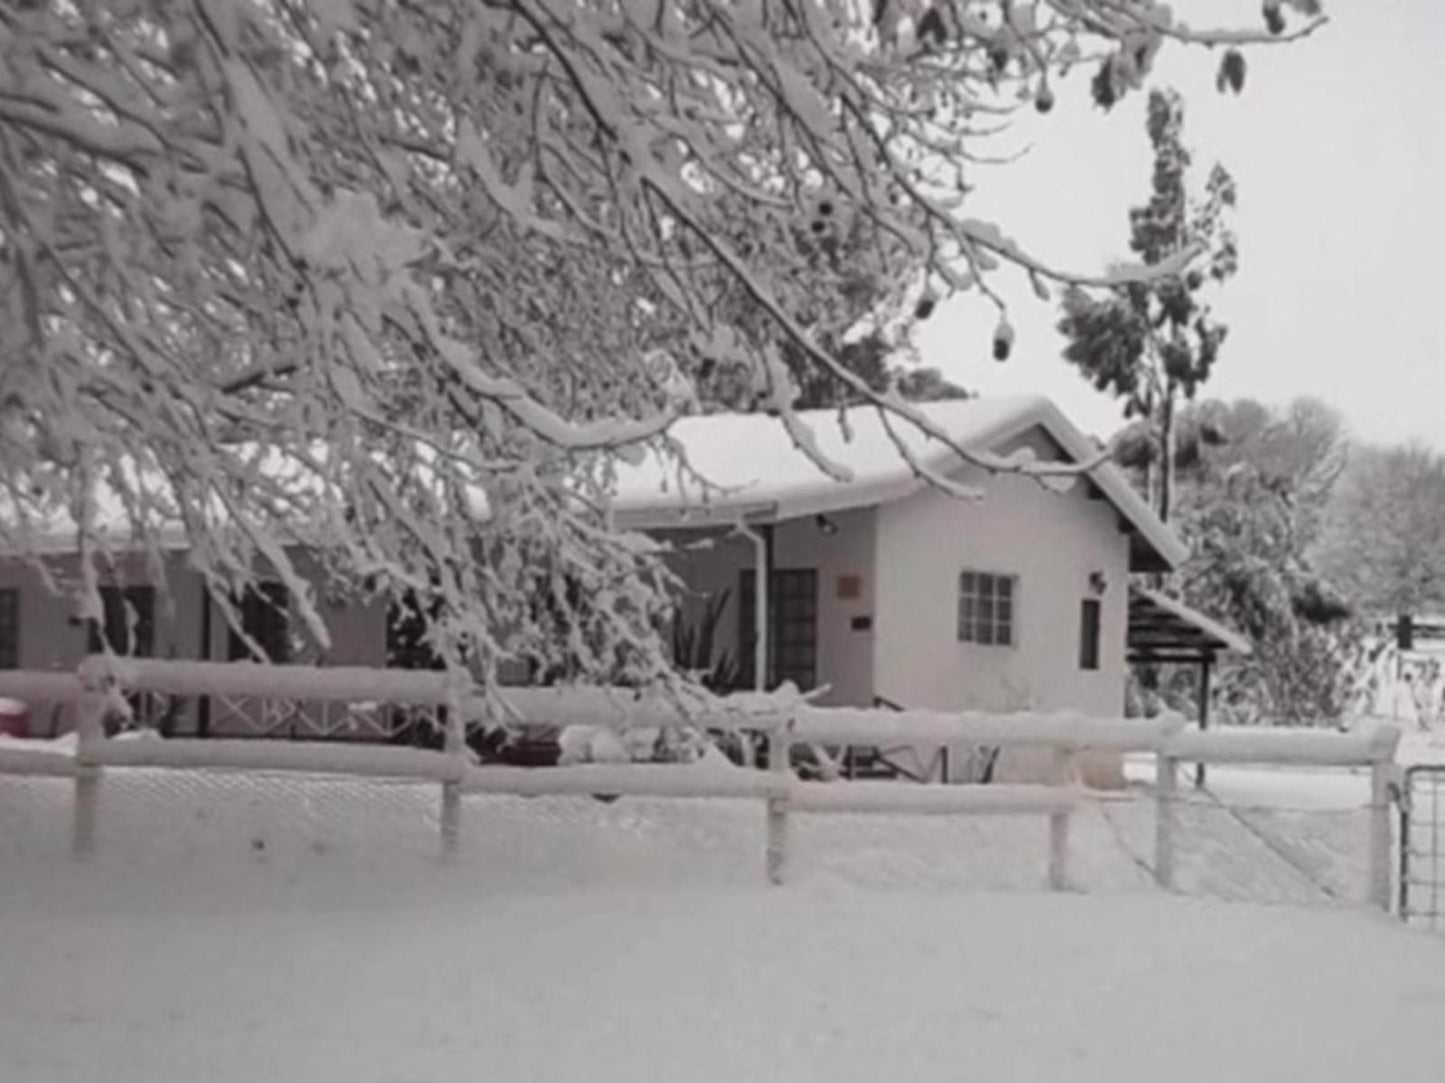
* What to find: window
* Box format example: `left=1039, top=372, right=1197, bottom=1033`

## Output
left=0, top=589, right=17, bottom=669
left=387, top=593, right=444, bottom=670
left=1079, top=598, right=1102, bottom=671
left=738, top=568, right=818, bottom=691
left=89, top=586, right=155, bottom=656
left=957, top=571, right=1015, bottom=646
left=228, top=582, right=291, bottom=663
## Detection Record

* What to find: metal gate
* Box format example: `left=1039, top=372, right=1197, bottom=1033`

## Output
left=1399, top=765, right=1445, bottom=930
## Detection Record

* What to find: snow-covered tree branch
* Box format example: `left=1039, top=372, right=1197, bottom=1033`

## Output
left=0, top=0, right=1317, bottom=698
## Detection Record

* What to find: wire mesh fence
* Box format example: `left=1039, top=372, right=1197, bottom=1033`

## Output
left=0, top=760, right=1386, bottom=912
left=1400, top=766, right=1445, bottom=931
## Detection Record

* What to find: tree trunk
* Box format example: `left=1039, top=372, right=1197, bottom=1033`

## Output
left=1158, top=383, right=1176, bottom=525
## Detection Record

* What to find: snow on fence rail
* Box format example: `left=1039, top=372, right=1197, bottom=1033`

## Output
left=1153, top=723, right=1401, bottom=911
left=0, top=660, right=1404, bottom=908
left=48, top=657, right=789, bottom=731
left=790, top=707, right=1170, bottom=750
left=0, top=744, right=82, bottom=778
left=92, top=738, right=461, bottom=780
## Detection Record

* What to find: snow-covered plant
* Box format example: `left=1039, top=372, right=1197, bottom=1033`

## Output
left=0, top=0, right=1321, bottom=705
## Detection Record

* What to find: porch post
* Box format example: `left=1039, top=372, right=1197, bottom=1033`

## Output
left=759, top=524, right=774, bottom=691
left=1195, top=654, right=1212, bottom=789
left=734, top=520, right=772, bottom=694
left=733, top=520, right=772, bottom=770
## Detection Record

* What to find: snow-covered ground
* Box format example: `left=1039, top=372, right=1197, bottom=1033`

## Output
left=2, top=763, right=1443, bottom=1082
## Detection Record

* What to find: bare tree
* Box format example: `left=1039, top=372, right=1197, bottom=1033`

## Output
left=0, top=0, right=1323, bottom=694
left=1318, top=443, right=1445, bottom=621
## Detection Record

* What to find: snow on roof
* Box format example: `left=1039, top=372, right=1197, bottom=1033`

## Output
left=0, top=448, right=321, bottom=558
left=609, top=395, right=1187, bottom=571
left=1, top=398, right=1185, bottom=573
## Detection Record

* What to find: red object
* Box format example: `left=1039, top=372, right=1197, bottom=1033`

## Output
left=0, top=697, right=30, bottom=739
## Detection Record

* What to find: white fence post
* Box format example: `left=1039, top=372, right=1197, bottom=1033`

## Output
left=766, top=721, right=793, bottom=885
left=439, top=689, right=466, bottom=860
left=1367, top=725, right=1402, bottom=912
left=71, top=692, right=108, bottom=860
left=1047, top=747, right=1072, bottom=891
left=1154, top=748, right=1178, bottom=890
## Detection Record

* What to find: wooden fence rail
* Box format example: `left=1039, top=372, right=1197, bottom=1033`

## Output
left=1152, top=723, right=1401, bottom=911
left=0, top=661, right=1404, bottom=908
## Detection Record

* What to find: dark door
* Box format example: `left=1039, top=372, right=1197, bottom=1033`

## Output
left=738, top=568, right=818, bottom=691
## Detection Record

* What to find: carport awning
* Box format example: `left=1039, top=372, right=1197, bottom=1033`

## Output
left=1127, top=587, right=1251, bottom=665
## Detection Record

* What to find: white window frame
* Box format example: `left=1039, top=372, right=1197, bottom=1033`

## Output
left=957, top=571, right=1017, bottom=647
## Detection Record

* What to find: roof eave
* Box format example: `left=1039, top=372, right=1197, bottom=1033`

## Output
left=1131, top=586, right=1253, bottom=657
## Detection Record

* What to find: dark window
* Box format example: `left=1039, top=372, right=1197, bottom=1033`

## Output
left=0, top=589, right=17, bottom=669
left=738, top=568, right=818, bottom=691
left=958, top=571, right=1015, bottom=646
left=387, top=593, right=444, bottom=670
left=89, top=586, right=155, bottom=656
left=228, top=582, right=291, bottom=663
left=1397, top=614, right=1414, bottom=652
left=1079, top=598, right=1102, bottom=671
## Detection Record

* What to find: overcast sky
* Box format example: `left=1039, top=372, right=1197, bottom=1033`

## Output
left=915, top=0, right=1445, bottom=452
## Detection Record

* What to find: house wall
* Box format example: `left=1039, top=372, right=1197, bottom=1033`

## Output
left=874, top=427, right=1132, bottom=718
left=658, top=506, right=878, bottom=706
left=0, top=549, right=388, bottom=737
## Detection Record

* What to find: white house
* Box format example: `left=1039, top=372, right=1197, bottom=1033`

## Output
left=611, top=396, right=1185, bottom=715
left=0, top=395, right=1240, bottom=771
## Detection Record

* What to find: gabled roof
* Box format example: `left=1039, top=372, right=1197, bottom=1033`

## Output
left=609, top=395, right=1187, bottom=572
left=1127, top=587, right=1252, bottom=662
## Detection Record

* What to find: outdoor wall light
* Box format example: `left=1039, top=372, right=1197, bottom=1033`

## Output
left=1089, top=571, right=1108, bottom=595
left=815, top=514, right=839, bottom=537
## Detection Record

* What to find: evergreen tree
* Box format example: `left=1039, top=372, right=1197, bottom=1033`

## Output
left=1057, top=89, right=1237, bottom=523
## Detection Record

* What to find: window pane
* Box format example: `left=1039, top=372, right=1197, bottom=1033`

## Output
left=1079, top=598, right=1101, bottom=670
left=229, top=582, right=289, bottom=663
left=91, top=587, right=155, bottom=656
left=958, top=570, right=1018, bottom=647
left=0, top=589, right=17, bottom=669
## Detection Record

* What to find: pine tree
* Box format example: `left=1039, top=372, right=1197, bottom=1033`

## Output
left=1057, top=89, right=1237, bottom=523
